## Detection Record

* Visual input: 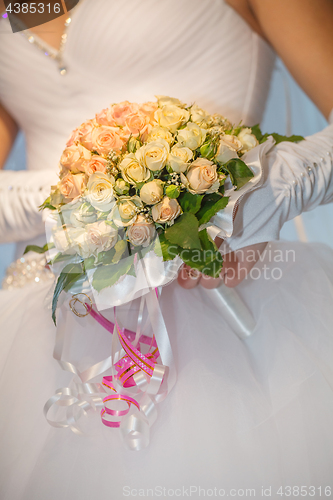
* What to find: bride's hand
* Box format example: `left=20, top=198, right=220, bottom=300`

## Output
left=177, top=240, right=267, bottom=289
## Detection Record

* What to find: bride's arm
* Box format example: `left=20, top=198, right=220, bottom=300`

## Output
left=0, top=103, right=58, bottom=243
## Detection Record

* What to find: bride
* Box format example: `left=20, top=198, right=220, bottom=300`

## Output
left=0, top=0, right=333, bottom=499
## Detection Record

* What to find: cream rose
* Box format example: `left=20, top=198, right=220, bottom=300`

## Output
left=215, top=134, right=242, bottom=164
left=114, top=178, right=130, bottom=195
left=181, top=158, right=219, bottom=194
left=140, top=180, right=164, bottom=205
left=167, top=146, right=193, bottom=173
left=190, top=105, right=211, bottom=128
left=237, top=128, right=259, bottom=153
left=70, top=204, right=98, bottom=227
left=155, top=95, right=186, bottom=108
left=59, top=173, right=85, bottom=200
left=60, top=144, right=91, bottom=173
left=110, top=196, right=142, bottom=227
left=119, top=153, right=151, bottom=184
left=91, top=126, right=125, bottom=155
left=86, top=172, right=116, bottom=212
left=177, top=122, right=207, bottom=150
left=154, top=105, right=190, bottom=133
left=85, top=221, right=118, bottom=255
left=127, top=215, right=156, bottom=247
left=147, top=126, right=174, bottom=145
left=53, top=226, right=84, bottom=255
left=152, top=197, right=182, bottom=225
left=135, top=139, right=170, bottom=172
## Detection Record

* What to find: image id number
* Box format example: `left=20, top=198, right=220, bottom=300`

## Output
left=276, top=486, right=332, bottom=497
left=6, top=3, right=62, bottom=14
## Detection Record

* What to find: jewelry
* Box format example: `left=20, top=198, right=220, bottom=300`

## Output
left=69, top=293, right=93, bottom=317
left=7, top=5, right=80, bottom=75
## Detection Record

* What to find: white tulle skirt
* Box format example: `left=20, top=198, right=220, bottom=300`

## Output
left=1, top=241, right=333, bottom=500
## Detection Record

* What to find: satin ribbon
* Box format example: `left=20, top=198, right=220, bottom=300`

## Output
left=44, top=287, right=175, bottom=450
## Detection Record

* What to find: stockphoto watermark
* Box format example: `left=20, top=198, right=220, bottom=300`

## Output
left=123, top=485, right=332, bottom=498
left=176, top=243, right=296, bottom=283
left=3, top=1, right=80, bottom=32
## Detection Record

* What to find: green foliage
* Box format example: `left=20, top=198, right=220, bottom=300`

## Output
left=165, top=213, right=201, bottom=250
left=178, top=192, right=203, bottom=214
left=39, top=197, right=56, bottom=211
left=24, top=242, right=54, bottom=255
left=179, top=229, right=223, bottom=278
left=165, top=185, right=181, bottom=199
left=92, top=255, right=134, bottom=292
left=52, top=262, right=85, bottom=325
left=224, top=158, right=254, bottom=190
left=251, top=124, right=304, bottom=145
left=196, top=194, right=229, bottom=225
left=155, top=233, right=182, bottom=261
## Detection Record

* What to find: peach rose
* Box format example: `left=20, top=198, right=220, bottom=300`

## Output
left=84, top=156, right=108, bottom=176
left=79, top=119, right=98, bottom=150
left=58, top=173, right=85, bottom=200
left=181, top=158, right=219, bottom=194
left=123, top=111, right=151, bottom=140
left=127, top=215, right=156, bottom=247
left=60, top=144, right=91, bottom=173
left=66, top=127, right=81, bottom=147
left=91, top=126, right=125, bottom=155
left=152, top=197, right=182, bottom=225
left=95, top=107, right=117, bottom=127
left=139, top=101, right=158, bottom=120
left=110, top=101, right=139, bottom=127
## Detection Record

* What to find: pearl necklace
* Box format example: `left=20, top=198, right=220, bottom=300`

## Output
left=8, top=13, right=74, bottom=76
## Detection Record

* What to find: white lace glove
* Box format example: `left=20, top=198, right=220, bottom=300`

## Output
left=0, top=169, right=58, bottom=244
left=222, top=120, right=333, bottom=253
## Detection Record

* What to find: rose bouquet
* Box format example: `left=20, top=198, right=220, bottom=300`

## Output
left=27, top=96, right=303, bottom=446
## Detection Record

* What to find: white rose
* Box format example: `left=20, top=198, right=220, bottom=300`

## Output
left=154, top=105, right=190, bottom=133
left=177, top=122, right=207, bottom=150
left=70, top=204, right=98, bottom=227
left=140, top=180, right=164, bottom=205
left=152, top=197, right=182, bottom=225
left=215, top=134, right=242, bottom=164
left=147, top=126, right=174, bottom=145
left=155, top=95, right=186, bottom=108
left=135, top=139, right=170, bottom=172
left=85, top=221, right=118, bottom=255
left=167, top=146, right=193, bottom=173
left=190, top=105, right=211, bottom=128
left=127, top=215, right=156, bottom=247
left=86, top=172, right=116, bottom=213
left=181, top=157, right=219, bottom=194
left=237, top=128, right=259, bottom=153
left=53, top=226, right=84, bottom=255
left=109, top=196, right=142, bottom=227
left=119, top=153, right=151, bottom=185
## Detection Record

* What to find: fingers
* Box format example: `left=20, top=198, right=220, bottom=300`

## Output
left=177, top=264, right=202, bottom=289
left=221, top=242, right=268, bottom=288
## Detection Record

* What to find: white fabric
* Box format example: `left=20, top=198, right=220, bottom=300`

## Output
left=0, top=1, right=333, bottom=499
left=0, top=169, right=58, bottom=243
left=224, top=124, right=333, bottom=252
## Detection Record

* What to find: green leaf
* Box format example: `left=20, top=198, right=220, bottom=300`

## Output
left=97, top=247, right=116, bottom=265
left=165, top=212, right=201, bottom=250
left=178, top=192, right=203, bottom=214
left=250, top=124, right=304, bottom=145
left=165, top=185, right=181, bottom=199
left=178, top=230, right=223, bottom=278
left=24, top=242, right=54, bottom=255
left=112, top=239, right=128, bottom=263
left=52, top=263, right=85, bottom=325
left=39, top=196, right=56, bottom=211
left=224, top=158, right=254, bottom=190
left=92, top=256, right=135, bottom=292
left=196, top=193, right=229, bottom=225
left=154, top=233, right=181, bottom=261
left=48, top=252, right=73, bottom=266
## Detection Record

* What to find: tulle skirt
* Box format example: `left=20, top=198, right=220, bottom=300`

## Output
left=1, top=241, right=333, bottom=500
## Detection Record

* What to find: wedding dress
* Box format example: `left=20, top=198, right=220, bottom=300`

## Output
left=1, top=1, right=333, bottom=499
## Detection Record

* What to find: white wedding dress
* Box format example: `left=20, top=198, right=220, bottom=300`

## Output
left=1, top=1, right=333, bottom=499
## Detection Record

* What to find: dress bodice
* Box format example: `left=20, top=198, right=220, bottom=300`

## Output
left=0, top=0, right=275, bottom=173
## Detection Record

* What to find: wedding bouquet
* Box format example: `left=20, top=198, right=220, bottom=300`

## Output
left=30, top=97, right=302, bottom=447
left=31, top=95, right=301, bottom=322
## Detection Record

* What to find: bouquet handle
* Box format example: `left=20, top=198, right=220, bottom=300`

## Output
left=204, top=285, right=255, bottom=339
